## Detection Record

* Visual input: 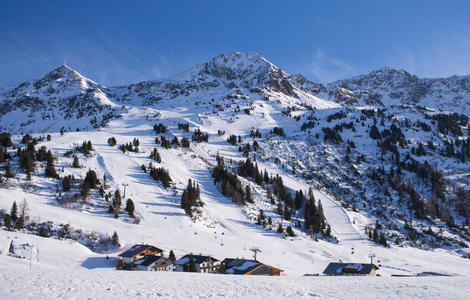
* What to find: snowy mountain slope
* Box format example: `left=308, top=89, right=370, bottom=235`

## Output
left=1, top=104, right=469, bottom=278
left=292, top=67, right=470, bottom=113
left=0, top=51, right=470, bottom=298
left=0, top=65, right=123, bottom=133
left=109, top=52, right=339, bottom=110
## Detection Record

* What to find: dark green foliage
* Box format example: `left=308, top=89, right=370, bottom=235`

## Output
left=272, top=127, right=285, bottom=136
left=369, top=124, right=381, bottom=139
left=192, top=129, right=208, bottom=142
left=45, top=165, right=58, bottom=178
left=327, top=111, right=347, bottom=122
left=212, top=155, right=245, bottom=205
left=18, top=148, right=34, bottom=175
left=153, top=123, right=167, bottom=134
left=181, top=179, right=203, bottom=216
left=304, top=188, right=326, bottom=233
left=112, top=231, right=120, bottom=247
left=227, top=134, right=237, bottom=145
left=406, top=183, right=425, bottom=219
left=189, top=257, right=197, bottom=272
left=72, top=155, right=80, bottom=168
left=250, top=129, right=261, bottom=138
left=286, top=226, right=295, bottom=237
left=150, top=148, right=161, bottom=163
left=169, top=250, right=176, bottom=262
left=277, top=223, right=284, bottom=233
left=84, top=170, right=98, bottom=189
left=36, top=146, right=47, bottom=162
left=3, top=214, right=11, bottom=229
left=181, top=137, right=190, bottom=148
left=125, top=199, right=135, bottom=218
left=372, top=228, right=379, bottom=242
left=15, top=216, right=24, bottom=229
left=322, top=126, right=342, bottom=144
left=245, top=185, right=253, bottom=203
left=238, top=158, right=263, bottom=185
left=427, top=113, right=468, bottom=136
left=379, top=232, right=388, bottom=247
left=5, top=162, right=15, bottom=178
left=257, top=209, right=265, bottom=225
left=76, top=141, right=93, bottom=155
left=178, top=123, right=190, bottom=132
left=295, top=190, right=305, bottom=210
left=113, top=190, right=122, bottom=208
left=149, top=165, right=172, bottom=188
left=0, top=147, right=4, bottom=163
left=107, top=137, right=117, bottom=146
left=171, top=136, right=179, bottom=146
left=10, top=201, right=18, bottom=222
left=120, top=139, right=140, bottom=153
left=62, top=175, right=72, bottom=191
left=81, top=182, right=90, bottom=198
left=160, top=136, right=171, bottom=149
left=38, top=227, right=49, bottom=237
left=301, top=121, right=315, bottom=131
left=0, top=132, right=12, bottom=147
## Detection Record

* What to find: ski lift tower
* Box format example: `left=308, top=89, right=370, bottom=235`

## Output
left=250, top=247, right=262, bottom=261
left=368, top=253, right=376, bottom=264
left=122, top=183, right=129, bottom=198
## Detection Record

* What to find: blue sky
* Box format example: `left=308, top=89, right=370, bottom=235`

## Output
left=1, top=0, right=470, bottom=87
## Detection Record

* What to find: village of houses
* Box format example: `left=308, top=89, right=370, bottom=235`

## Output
left=113, top=243, right=379, bottom=276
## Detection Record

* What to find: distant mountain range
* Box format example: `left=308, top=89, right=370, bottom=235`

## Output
left=1, top=51, right=469, bottom=133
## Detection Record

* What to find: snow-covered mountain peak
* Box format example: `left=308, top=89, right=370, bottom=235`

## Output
left=34, top=64, right=104, bottom=92
left=0, top=65, right=121, bottom=133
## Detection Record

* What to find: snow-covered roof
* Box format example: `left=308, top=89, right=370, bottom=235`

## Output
left=118, top=244, right=163, bottom=258
left=323, top=263, right=378, bottom=275
left=176, top=254, right=219, bottom=265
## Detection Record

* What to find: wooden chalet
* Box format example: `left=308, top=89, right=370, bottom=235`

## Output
left=221, top=258, right=283, bottom=276
left=323, top=262, right=379, bottom=276
left=116, top=244, right=164, bottom=269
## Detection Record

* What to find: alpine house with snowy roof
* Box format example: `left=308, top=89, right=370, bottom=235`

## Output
left=175, top=254, right=220, bottom=273
left=116, top=244, right=164, bottom=268
left=133, top=255, right=174, bottom=271
left=323, top=262, right=379, bottom=276
left=221, top=258, right=283, bottom=276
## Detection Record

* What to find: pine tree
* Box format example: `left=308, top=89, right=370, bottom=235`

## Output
left=189, top=257, right=197, bottom=272
left=113, top=190, right=122, bottom=208
left=125, top=199, right=135, bottom=218
left=169, top=250, right=176, bottom=262
left=277, top=223, right=284, bottom=234
left=245, top=185, right=253, bottom=203
left=286, top=226, right=295, bottom=237
left=72, top=155, right=80, bottom=168
left=112, top=231, right=120, bottom=247
left=81, top=182, right=90, bottom=198
left=257, top=209, right=265, bottom=225
left=379, top=232, right=388, bottom=247
left=373, top=228, right=379, bottom=242
left=10, top=201, right=17, bottom=222
left=5, top=162, right=14, bottom=178
left=15, top=215, right=24, bottom=229
left=3, top=214, right=11, bottom=229
left=84, top=169, right=98, bottom=189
